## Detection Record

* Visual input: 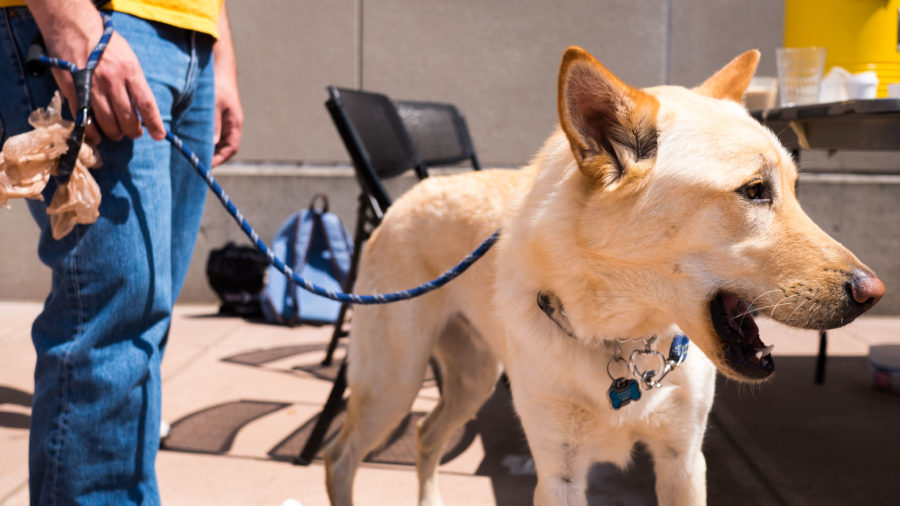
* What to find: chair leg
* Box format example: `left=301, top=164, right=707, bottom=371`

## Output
left=322, top=303, right=349, bottom=366
left=321, top=200, right=369, bottom=366
left=429, top=356, right=443, bottom=395
left=295, top=360, right=349, bottom=465
left=814, top=330, right=828, bottom=384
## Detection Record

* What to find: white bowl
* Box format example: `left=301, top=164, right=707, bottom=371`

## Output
left=869, top=345, right=900, bottom=391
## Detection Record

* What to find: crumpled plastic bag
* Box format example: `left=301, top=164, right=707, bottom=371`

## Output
left=46, top=155, right=102, bottom=239
left=0, top=92, right=102, bottom=239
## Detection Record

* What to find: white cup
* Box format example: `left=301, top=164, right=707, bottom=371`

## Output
left=743, top=76, right=778, bottom=110
left=845, top=71, right=878, bottom=99
left=888, top=83, right=900, bottom=99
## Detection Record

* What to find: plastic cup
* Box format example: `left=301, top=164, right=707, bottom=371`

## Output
left=776, top=47, right=826, bottom=107
left=743, top=76, right=778, bottom=110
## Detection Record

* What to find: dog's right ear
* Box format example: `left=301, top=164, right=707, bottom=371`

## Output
left=558, top=46, right=659, bottom=187
left=694, top=50, right=760, bottom=102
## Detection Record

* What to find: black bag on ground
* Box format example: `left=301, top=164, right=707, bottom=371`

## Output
left=206, top=242, right=269, bottom=317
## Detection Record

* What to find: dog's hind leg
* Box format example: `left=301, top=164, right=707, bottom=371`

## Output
left=324, top=306, right=436, bottom=506
left=416, top=314, right=501, bottom=506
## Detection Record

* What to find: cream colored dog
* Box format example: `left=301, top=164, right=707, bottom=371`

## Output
left=323, top=47, right=884, bottom=506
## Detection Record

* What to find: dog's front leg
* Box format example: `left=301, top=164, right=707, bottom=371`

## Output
left=643, top=367, right=715, bottom=506
left=513, top=395, right=593, bottom=506
left=533, top=477, right=589, bottom=506
left=646, top=439, right=707, bottom=506
left=530, top=444, right=590, bottom=506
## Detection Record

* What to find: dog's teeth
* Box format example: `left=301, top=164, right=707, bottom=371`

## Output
left=754, top=345, right=775, bottom=359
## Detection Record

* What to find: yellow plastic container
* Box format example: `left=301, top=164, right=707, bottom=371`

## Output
left=785, top=0, right=900, bottom=97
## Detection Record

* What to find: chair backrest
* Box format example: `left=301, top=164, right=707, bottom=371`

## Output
left=394, top=100, right=483, bottom=171
left=325, top=86, right=427, bottom=218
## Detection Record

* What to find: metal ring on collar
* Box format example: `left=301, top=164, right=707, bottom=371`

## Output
left=629, top=349, right=666, bottom=388
left=606, top=355, right=631, bottom=381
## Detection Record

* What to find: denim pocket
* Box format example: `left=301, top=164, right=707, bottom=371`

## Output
left=0, top=7, right=57, bottom=135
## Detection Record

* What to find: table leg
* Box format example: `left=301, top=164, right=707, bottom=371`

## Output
left=814, top=330, right=828, bottom=384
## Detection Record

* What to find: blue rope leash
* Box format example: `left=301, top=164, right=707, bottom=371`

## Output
left=40, top=17, right=111, bottom=75
left=32, top=13, right=115, bottom=183
left=33, top=13, right=500, bottom=305
left=169, top=133, right=500, bottom=304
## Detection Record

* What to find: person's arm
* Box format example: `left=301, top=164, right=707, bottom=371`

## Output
left=211, top=4, right=243, bottom=167
left=25, top=0, right=166, bottom=144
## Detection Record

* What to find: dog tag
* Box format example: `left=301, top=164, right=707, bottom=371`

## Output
left=607, top=377, right=641, bottom=410
left=668, top=334, right=690, bottom=366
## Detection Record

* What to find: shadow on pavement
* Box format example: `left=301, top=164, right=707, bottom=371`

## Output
left=0, top=385, right=32, bottom=429
left=159, top=339, right=900, bottom=505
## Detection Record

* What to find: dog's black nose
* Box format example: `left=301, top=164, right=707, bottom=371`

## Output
left=848, top=269, right=885, bottom=307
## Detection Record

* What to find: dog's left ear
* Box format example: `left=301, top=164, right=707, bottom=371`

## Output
left=694, top=50, right=760, bottom=102
left=558, top=46, right=659, bottom=186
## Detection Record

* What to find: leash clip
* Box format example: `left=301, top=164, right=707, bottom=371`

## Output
left=75, top=107, right=92, bottom=127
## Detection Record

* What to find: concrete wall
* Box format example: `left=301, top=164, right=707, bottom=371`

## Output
left=230, top=0, right=785, bottom=167
left=3, top=0, right=899, bottom=315
left=191, top=167, right=900, bottom=316
left=798, top=174, right=900, bottom=317
left=5, top=166, right=898, bottom=315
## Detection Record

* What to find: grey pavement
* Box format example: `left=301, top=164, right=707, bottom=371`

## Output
left=1, top=302, right=898, bottom=505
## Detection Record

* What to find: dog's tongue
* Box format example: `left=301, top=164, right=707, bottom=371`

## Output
left=723, top=293, right=755, bottom=337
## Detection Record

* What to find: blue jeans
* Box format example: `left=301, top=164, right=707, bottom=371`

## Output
left=0, top=9, right=214, bottom=505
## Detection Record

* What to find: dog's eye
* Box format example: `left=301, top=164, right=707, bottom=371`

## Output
left=745, top=183, right=764, bottom=199
left=739, top=180, right=772, bottom=203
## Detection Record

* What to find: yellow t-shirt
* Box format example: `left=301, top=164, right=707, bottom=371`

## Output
left=0, top=1, right=224, bottom=38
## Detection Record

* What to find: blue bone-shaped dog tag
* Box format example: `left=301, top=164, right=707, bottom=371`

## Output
left=608, top=377, right=641, bottom=409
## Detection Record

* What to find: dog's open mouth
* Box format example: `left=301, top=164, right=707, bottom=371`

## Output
left=710, top=291, right=775, bottom=379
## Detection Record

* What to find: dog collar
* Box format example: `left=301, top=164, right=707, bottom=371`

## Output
left=536, top=291, right=577, bottom=338
left=536, top=290, right=690, bottom=409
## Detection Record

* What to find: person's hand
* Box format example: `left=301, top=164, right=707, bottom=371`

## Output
left=27, top=0, right=165, bottom=145
left=55, top=32, right=166, bottom=144
left=212, top=66, right=243, bottom=167
left=211, top=5, right=243, bottom=167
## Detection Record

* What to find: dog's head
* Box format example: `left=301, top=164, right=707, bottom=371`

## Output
left=555, top=46, right=884, bottom=381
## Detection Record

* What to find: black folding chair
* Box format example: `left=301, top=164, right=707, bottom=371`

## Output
left=296, top=86, right=437, bottom=465
left=318, top=86, right=428, bottom=369
left=394, top=100, right=482, bottom=171
left=320, top=94, right=482, bottom=367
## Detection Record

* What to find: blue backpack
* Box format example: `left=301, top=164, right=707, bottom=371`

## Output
left=261, top=194, right=354, bottom=325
